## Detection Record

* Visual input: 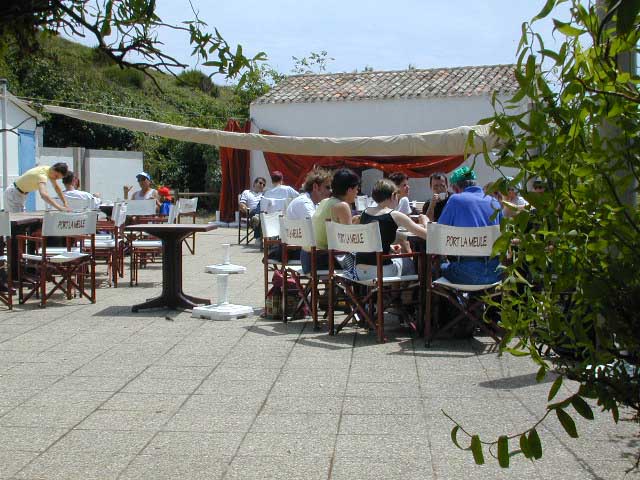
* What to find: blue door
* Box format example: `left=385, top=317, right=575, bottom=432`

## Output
left=18, top=130, right=36, bottom=211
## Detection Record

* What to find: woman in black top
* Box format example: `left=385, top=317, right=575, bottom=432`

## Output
left=356, top=179, right=429, bottom=280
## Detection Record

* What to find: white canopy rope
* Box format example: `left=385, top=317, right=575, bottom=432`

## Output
left=43, top=104, right=497, bottom=157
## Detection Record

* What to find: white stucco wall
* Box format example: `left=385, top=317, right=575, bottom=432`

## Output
left=0, top=100, right=39, bottom=208
left=249, top=94, right=521, bottom=200
left=37, top=148, right=143, bottom=209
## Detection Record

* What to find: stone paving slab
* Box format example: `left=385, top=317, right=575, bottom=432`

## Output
left=0, top=226, right=637, bottom=479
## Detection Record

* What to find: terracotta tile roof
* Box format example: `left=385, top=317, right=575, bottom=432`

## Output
left=253, top=64, right=519, bottom=105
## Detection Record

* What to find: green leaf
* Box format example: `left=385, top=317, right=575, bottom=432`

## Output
left=547, top=375, right=563, bottom=401
left=519, top=433, right=531, bottom=459
left=498, top=436, right=510, bottom=468
left=528, top=429, right=543, bottom=459
left=553, top=19, right=585, bottom=36
left=450, top=425, right=465, bottom=450
left=533, top=0, right=557, bottom=21
left=470, top=435, right=484, bottom=465
left=536, top=365, right=546, bottom=383
left=556, top=408, right=579, bottom=438
left=571, top=395, right=594, bottom=420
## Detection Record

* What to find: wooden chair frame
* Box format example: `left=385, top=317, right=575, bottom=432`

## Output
left=0, top=212, right=12, bottom=309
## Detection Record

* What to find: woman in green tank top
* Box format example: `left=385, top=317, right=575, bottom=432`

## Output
left=312, top=168, right=361, bottom=250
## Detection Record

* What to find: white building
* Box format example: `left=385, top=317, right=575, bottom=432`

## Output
left=250, top=64, right=523, bottom=199
left=0, top=88, right=43, bottom=210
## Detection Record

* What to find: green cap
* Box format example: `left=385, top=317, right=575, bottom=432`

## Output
left=450, top=166, right=477, bottom=185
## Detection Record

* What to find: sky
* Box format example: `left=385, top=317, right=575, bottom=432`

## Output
left=146, top=0, right=571, bottom=80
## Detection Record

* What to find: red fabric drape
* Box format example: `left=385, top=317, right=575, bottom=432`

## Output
left=260, top=130, right=465, bottom=190
left=219, top=119, right=251, bottom=222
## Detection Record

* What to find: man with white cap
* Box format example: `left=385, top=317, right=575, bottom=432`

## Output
left=123, top=172, right=160, bottom=206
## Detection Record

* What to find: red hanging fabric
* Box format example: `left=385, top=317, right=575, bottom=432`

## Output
left=260, top=130, right=465, bottom=190
left=219, top=119, right=251, bottom=222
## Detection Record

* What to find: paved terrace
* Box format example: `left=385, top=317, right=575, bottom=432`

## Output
left=0, top=226, right=637, bottom=480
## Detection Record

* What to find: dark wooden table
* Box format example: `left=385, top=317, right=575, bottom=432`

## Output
left=124, top=223, right=217, bottom=311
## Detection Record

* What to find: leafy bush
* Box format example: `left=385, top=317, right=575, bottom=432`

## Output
left=177, top=69, right=219, bottom=97
left=103, top=65, right=145, bottom=88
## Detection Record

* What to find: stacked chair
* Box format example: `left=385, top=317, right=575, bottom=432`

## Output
left=92, top=202, right=127, bottom=287
left=17, top=210, right=97, bottom=307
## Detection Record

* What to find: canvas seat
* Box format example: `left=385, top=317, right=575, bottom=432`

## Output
left=424, top=223, right=503, bottom=346
left=326, top=221, right=424, bottom=343
left=17, top=211, right=97, bottom=307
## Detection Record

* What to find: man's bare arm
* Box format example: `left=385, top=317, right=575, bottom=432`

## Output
left=38, top=183, right=68, bottom=211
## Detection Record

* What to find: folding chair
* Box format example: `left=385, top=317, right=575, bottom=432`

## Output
left=17, top=211, right=97, bottom=307
left=125, top=199, right=157, bottom=217
left=92, top=203, right=127, bottom=287
left=326, top=221, right=423, bottom=343
left=176, top=197, right=198, bottom=254
left=260, top=197, right=288, bottom=214
left=279, top=216, right=316, bottom=325
left=261, top=211, right=301, bottom=317
left=0, top=212, right=12, bottom=309
left=424, top=223, right=503, bottom=346
left=237, top=194, right=256, bottom=245
left=128, top=213, right=166, bottom=286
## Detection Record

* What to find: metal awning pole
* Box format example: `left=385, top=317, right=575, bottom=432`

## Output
left=0, top=79, right=8, bottom=205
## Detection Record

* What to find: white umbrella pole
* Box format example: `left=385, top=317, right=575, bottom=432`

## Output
left=0, top=79, right=8, bottom=205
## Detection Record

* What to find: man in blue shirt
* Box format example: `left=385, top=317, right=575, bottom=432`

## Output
left=437, top=166, right=503, bottom=284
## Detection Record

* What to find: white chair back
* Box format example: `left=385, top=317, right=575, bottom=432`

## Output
left=425, top=224, right=501, bottom=257
left=177, top=197, right=198, bottom=214
left=326, top=221, right=382, bottom=253
left=167, top=204, right=177, bottom=224
left=0, top=211, right=10, bottom=237
left=42, top=211, right=97, bottom=237
left=66, top=197, right=93, bottom=211
left=112, top=203, right=128, bottom=227
left=260, top=197, right=287, bottom=214
left=125, top=199, right=156, bottom=216
left=279, top=216, right=316, bottom=248
left=260, top=212, right=282, bottom=239
left=355, top=196, right=368, bottom=212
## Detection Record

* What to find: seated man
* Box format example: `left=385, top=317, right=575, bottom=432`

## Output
left=422, top=172, right=450, bottom=222
left=286, top=168, right=333, bottom=271
left=438, top=166, right=503, bottom=285
left=123, top=172, right=160, bottom=209
left=239, top=177, right=266, bottom=220
left=263, top=170, right=299, bottom=201
left=62, top=171, right=101, bottom=209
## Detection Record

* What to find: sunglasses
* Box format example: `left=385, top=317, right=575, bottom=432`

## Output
left=256, top=182, right=265, bottom=186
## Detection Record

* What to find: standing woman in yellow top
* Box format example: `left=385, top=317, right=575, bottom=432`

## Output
left=4, top=163, right=70, bottom=212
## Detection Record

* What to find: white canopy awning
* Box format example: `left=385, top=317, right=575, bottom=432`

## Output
left=43, top=104, right=497, bottom=157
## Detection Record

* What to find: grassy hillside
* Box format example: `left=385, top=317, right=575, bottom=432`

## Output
left=0, top=33, right=252, bottom=201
